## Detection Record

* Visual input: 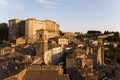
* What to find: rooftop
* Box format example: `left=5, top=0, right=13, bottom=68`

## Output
left=23, top=70, right=69, bottom=80
left=66, top=48, right=86, bottom=59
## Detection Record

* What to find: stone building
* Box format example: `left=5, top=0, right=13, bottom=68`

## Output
left=0, top=47, right=15, bottom=56
left=48, top=37, right=68, bottom=48
left=44, top=46, right=64, bottom=65
left=4, top=65, right=70, bottom=80
left=36, top=29, right=65, bottom=65
left=66, top=47, right=98, bottom=80
left=97, top=39, right=104, bottom=66
left=8, top=19, right=25, bottom=40
left=15, top=37, right=25, bottom=46
left=8, top=18, right=60, bottom=43
left=25, top=18, right=59, bottom=42
left=36, top=29, right=48, bottom=62
left=10, top=37, right=25, bottom=46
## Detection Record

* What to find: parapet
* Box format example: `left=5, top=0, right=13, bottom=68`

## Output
left=27, top=18, right=36, bottom=20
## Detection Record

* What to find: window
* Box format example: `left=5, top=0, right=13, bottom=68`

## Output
left=76, top=59, right=82, bottom=67
left=39, top=34, right=42, bottom=40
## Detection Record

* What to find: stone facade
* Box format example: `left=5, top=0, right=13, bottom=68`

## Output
left=36, top=29, right=48, bottom=61
left=0, top=47, right=15, bottom=56
left=9, top=19, right=25, bottom=40
left=25, top=18, right=60, bottom=43
left=8, top=18, right=60, bottom=43
left=58, top=38, right=68, bottom=45
left=82, top=58, right=93, bottom=69
left=44, top=47, right=63, bottom=65
left=36, top=29, right=64, bottom=65
left=16, top=37, right=25, bottom=45
left=4, top=65, right=70, bottom=80
left=49, top=37, right=68, bottom=46
left=97, top=39, right=104, bottom=66
left=66, top=47, right=98, bottom=80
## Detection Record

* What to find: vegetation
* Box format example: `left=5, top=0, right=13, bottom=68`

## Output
left=105, top=44, right=120, bottom=65
left=104, top=31, right=120, bottom=65
left=0, top=23, right=9, bottom=44
left=87, top=30, right=101, bottom=34
left=104, top=44, right=120, bottom=65
left=104, top=30, right=119, bottom=37
left=104, top=31, right=120, bottom=42
left=104, top=44, right=116, bottom=65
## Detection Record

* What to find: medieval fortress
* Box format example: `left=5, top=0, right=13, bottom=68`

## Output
left=8, top=18, right=60, bottom=43
left=8, top=18, right=67, bottom=65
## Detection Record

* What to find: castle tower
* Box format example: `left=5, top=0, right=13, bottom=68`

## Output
left=36, top=29, right=48, bottom=61
left=97, top=39, right=104, bottom=66
left=9, top=19, right=21, bottom=39
left=25, top=18, right=60, bottom=43
left=25, top=18, right=37, bottom=43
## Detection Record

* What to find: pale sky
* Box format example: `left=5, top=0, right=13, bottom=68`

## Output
left=0, top=0, right=120, bottom=33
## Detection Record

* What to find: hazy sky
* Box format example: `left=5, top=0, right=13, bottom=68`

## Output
left=0, top=0, right=120, bottom=33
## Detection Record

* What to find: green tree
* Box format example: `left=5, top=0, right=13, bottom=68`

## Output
left=114, top=32, right=119, bottom=37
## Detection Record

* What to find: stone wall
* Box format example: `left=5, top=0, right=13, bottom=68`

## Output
left=66, top=59, right=77, bottom=68
left=82, top=58, right=93, bottom=69
left=26, top=65, right=63, bottom=75
left=4, top=65, right=65, bottom=80
left=44, top=47, right=63, bottom=65
left=58, top=38, right=68, bottom=45
left=4, top=69, right=27, bottom=80
left=16, top=37, right=25, bottom=45
left=25, top=18, right=60, bottom=43
left=9, top=18, right=60, bottom=43
left=0, top=47, right=14, bottom=56
left=9, top=19, right=25, bottom=40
